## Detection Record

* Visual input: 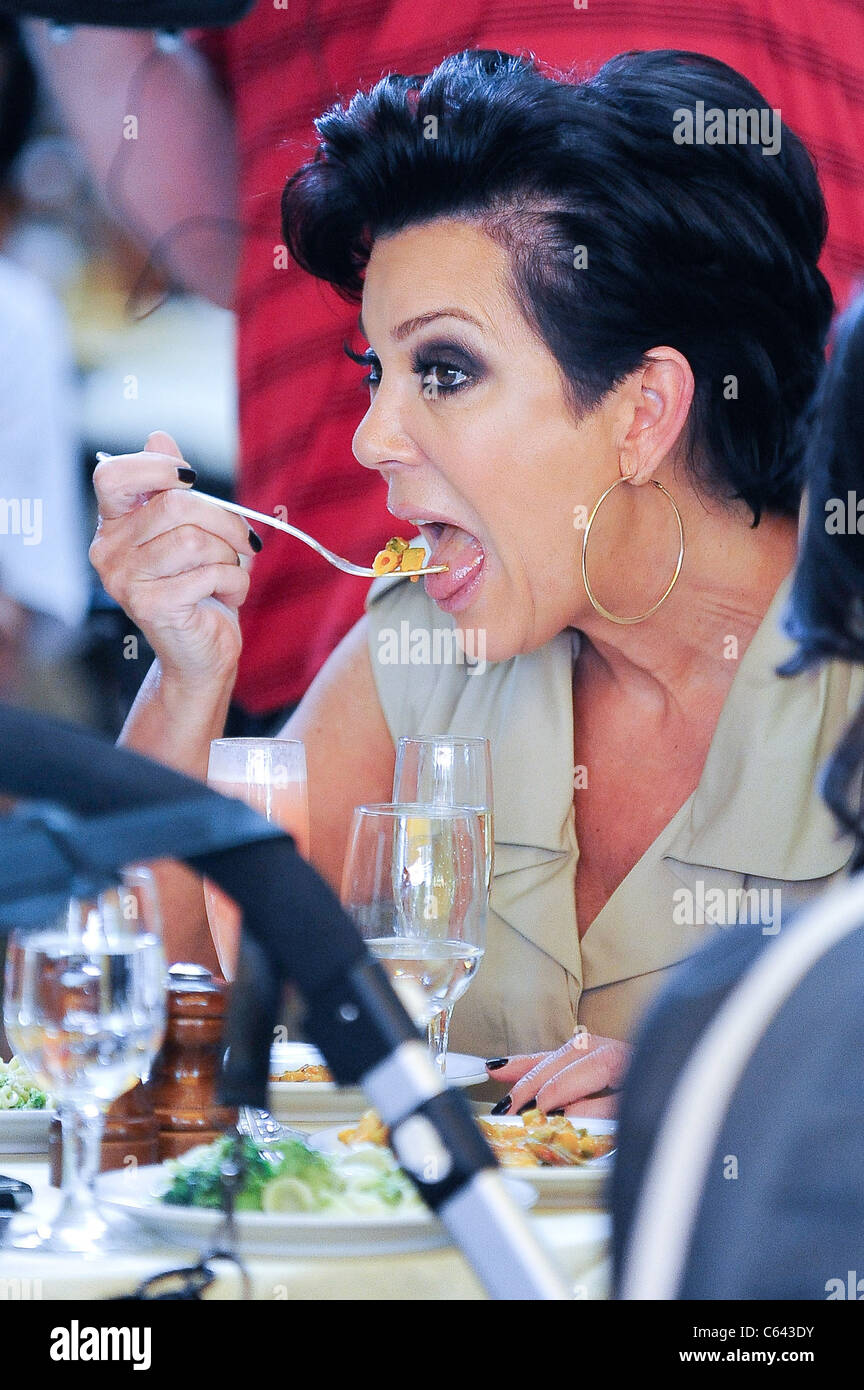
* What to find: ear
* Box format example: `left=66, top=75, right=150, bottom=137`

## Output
left=618, top=348, right=695, bottom=485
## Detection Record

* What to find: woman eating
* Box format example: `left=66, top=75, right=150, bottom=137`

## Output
left=89, top=48, right=861, bottom=1113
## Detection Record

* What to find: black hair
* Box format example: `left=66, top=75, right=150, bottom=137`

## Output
left=780, top=292, right=864, bottom=864
left=0, top=17, right=36, bottom=188
left=282, top=47, right=833, bottom=524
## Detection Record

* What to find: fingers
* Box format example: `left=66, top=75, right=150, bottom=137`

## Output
left=93, top=432, right=195, bottom=521
left=563, top=1095, right=619, bottom=1119
left=492, top=1034, right=632, bottom=1116
left=531, top=1040, right=632, bottom=1114
left=485, top=1053, right=548, bottom=1084
left=133, top=562, right=250, bottom=628
left=134, top=522, right=247, bottom=581
left=91, top=461, right=258, bottom=612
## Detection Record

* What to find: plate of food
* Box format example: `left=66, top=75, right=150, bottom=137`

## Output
left=96, top=1132, right=535, bottom=1255
left=330, top=1108, right=616, bottom=1209
left=477, top=1111, right=616, bottom=1208
left=0, top=1056, right=54, bottom=1154
left=267, top=1042, right=488, bottom=1123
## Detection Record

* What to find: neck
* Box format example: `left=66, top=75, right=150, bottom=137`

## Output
left=575, top=496, right=798, bottom=712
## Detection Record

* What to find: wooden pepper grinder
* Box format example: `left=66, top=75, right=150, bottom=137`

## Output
left=148, top=962, right=237, bottom=1159
left=49, top=1081, right=160, bottom=1185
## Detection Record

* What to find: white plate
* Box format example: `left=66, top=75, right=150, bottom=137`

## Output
left=0, top=1108, right=53, bottom=1155
left=475, top=1115, right=616, bottom=1209
left=267, top=1042, right=488, bottom=1123
left=95, top=1162, right=535, bottom=1256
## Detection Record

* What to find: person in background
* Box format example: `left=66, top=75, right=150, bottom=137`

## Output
left=612, top=293, right=864, bottom=1300
left=0, top=18, right=90, bottom=713
left=26, top=0, right=864, bottom=732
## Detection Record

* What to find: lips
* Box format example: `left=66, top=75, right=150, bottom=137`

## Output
left=420, top=522, right=486, bottom=607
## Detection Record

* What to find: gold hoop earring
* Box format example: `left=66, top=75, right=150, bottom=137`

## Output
left=581, top=476, right=684, bottom=625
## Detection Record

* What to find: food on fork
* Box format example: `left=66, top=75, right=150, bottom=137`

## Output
left=371, top=536, right=427, bottom=579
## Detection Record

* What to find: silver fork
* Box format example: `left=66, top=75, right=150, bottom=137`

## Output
left=237, top=1105, right=309, bottom=1162
left=94, top=454, right=447, bottom=579
left=192, top=491, right=448, bottom=577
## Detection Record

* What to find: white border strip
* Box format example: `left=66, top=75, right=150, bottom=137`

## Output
left=621, top=869, right=864, bottom=1299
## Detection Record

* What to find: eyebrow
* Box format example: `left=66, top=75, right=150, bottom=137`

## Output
left=356, top=308, right=485, bottom=343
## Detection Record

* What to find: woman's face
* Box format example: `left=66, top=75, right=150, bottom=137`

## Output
left=353, top=218, right=622, bottom=660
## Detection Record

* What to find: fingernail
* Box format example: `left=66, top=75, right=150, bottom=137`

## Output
left=248, top=527, right=263, bottom=553
left=490, top=1094, right=511, bottom=1116
left=177, top=467, right=197, bottom=484
left=548, top=1108, right=565, bottom=1117
left=517, top=1098, right=536, bottom=1115
left=485, top=1058, right=509, bottom=1071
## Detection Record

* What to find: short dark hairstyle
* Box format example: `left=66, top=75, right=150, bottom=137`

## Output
left=0, top=18, right=36, bottom=188
left=282, top=47, right=834, bottom=523
left=781, top=292, right=864, bottom=863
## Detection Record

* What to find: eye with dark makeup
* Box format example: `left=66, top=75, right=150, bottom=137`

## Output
left=343, top=343, right=381, bottom=388
left=343, top=338, right=484, bottom=397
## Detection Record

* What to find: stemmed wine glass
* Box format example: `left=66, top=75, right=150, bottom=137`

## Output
left=341, top=804, right=487, bottom=1073
left=393, top=737, right=494, bottom=1068
left=3, top=866, right=167, bottom=1253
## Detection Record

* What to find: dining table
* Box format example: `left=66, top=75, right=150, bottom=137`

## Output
left=0, top=1148, right=612, bottom=1301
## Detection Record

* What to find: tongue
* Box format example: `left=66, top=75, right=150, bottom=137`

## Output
left=424, top=524, right=485, bottom=601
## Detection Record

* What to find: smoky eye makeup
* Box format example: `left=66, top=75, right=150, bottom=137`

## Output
left=342, top=335, right=487, bottom=396
left=409, top=337, right=486, bottom=396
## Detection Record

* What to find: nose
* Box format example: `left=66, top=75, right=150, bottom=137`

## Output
left=352, top=390, right=421, bottom=474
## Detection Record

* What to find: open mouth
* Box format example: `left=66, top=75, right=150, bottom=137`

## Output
left=413, top=520, right=486, bottom=612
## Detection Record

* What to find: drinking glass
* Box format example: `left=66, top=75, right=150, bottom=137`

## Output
left=393, top=737, right=494, bottom=1067
left=341, top=804, right=487, bottom=1073
left=203, top=737, right=309, bottom=981
left=3, top=866, right=167, bottom=1253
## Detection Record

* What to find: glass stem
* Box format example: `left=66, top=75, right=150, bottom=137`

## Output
left=427, top=1006, right=453, bottom=1077
left=55, top=1101, right=105, bottom=1224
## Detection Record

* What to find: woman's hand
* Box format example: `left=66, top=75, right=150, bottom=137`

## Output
left=90, top=431, right=259, bottom=688
left=485, top=1032, right=633, bottom=1118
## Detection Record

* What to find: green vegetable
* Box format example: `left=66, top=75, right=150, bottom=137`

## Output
left=160, top=1135, right=344, bottom=1213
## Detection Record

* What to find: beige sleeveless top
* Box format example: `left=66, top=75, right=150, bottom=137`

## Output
left=365, top=572, right=864, bottom=1057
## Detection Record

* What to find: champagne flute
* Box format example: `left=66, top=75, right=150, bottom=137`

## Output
left=203, top=737, right=310, bottom=980
left=203, top=737, right=309, bottom=1144
left=394, top=736, right=494, bottom=896
left=3, top=866, right=167, bottom=1253
left=393, top=737, right=494, bottom=1068
left=341, top=804, right=487, bottom=1073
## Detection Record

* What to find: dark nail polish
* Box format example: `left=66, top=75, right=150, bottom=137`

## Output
left=548, top=1108, right=565, bottom=1117
left=490, top=1094, right=511, bottom=1116
left=485, top=1057, right=509, bottom=1071
left=177, top=467, right=197, bottom=484
left=248, top=527, right=263, bottom=553
left=517, top=1098, right=537, bottom=1115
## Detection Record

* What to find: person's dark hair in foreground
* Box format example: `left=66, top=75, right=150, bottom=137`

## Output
left=781, top=294, right=864, bottom=867
left=612, top=291, right=864, bottom=1300
left=283, top=47, right=833, bottom=525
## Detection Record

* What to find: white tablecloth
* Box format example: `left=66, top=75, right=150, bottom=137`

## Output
left=0, top=1160, right=611, bottom=1301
